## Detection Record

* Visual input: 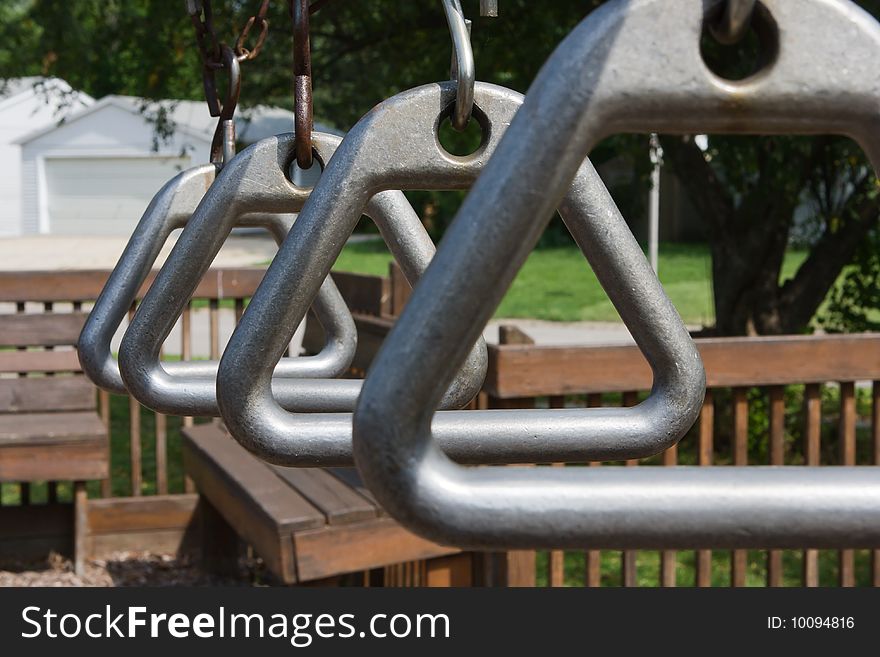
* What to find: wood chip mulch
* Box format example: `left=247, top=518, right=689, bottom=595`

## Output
left=0, top=551, right=271, bottom=587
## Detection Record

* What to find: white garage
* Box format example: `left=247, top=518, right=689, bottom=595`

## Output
left=17, top=96, right=213, bottom=235
left=43, top=155, right=190, bottom=235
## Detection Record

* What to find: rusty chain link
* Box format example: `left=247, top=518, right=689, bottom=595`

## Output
left=234, top=0, right=272, bottom=61
left=187, top=0, right=333, bottom=166
left=290, top=0, right=314, bottom=169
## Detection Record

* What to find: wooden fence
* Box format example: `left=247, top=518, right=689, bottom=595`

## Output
left=1, top=266, right=878, bottom=587
left=481, top=332, right=880, bottom=588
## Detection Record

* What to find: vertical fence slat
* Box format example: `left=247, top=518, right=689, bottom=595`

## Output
left=209, top=298, right=220, bottom=360
left=181, top=301, right=196, bottom=494
left=838, top=381, right=856, bottom=587
left=99, top=389, right=111, bottom=497
left=873, top=381, right=880, bottom=587
left=660, top=439, right=678, bottom=587
left=767, top=385, right=785, bottom=587
left=547, top=394, right=566, bottom=587
left=696, top=389, right=714, bottom=587
left=803, top=383, right=821, bottom=586
left=584, top=392, right=603, bottom=587
left=156, top=346, right=168, bottom=496
left=731, top=387, right=749, bottom=587
left=128, top=304, right=142, bottom=497
left=547, top=395, right=565, bottom=586
left=44, top=301, right=59, bottom=504
left=15, top=301, right=27, bottom=507
left=621, top=390, right=639, bottom=587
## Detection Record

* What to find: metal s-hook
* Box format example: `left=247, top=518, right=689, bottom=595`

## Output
left=711, top=0, right=757, bottom=44
left=208, top=44, right=241, bottom=166
left=442, top=0, right=475, bottom=131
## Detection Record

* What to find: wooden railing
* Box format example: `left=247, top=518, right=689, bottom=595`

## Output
left=1, top=266, right=878, bottom=587
left=482, top=332, right=880, bottom=588
left=0, top=268, right=270, bottom=502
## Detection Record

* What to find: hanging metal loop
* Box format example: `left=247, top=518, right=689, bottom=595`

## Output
left=441, top=0, right=475, bottom=131
left=711, top=0, right=756, bottom=44
left=291, top=0, right=314, bottom=169
left=207, top=45, right=241, bottom=166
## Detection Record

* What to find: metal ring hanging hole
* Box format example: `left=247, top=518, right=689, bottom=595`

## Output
left=286, top=147, right=324, bottom=188
left=435, top=101, right=489, bottom=161
left=441, top=0, right=475, bottom=131
left=702, top=1, right=778, bottom=83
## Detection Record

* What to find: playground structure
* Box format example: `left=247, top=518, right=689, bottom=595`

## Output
left=3, top=0, right=880, bottom=586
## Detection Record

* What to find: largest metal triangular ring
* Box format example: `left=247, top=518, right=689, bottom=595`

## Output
left=352, top=0, right=880, bottom=549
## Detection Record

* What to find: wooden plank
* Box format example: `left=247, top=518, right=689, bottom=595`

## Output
left=184, top=424, right=324, bottom=582
left=87, top=494, right=201, bottom=559
left=839, top=381, right=856, bottom=588
left=731, top=387, right=749, bottom=587
left=485, top=334, right=880, bottom=398
left=330, top=271, right=390, bottom=316
left=584, top=393, right=603, bottom=587
left=548, top=394, right=565, bottom=588
left=0, top=441, right=108, bottom=481
left=660, top=435, right=678, bottom=587
left=622, top=390, right=639, bottom=588
left=0, top=349, right=81, bottom=373
left=73, top=481, right=87, bottom=575
left=129, top=396, right=142, bottom=497
left=90, top=528, right=198, bottom=559
left=87, top=494, right=199, bottom=534
left=767, top=386, right=785, bottom=587
left=874, top=381, right=880, bottom=588
left=351, top=313, right=395, bottom=373
left=181, top=300, right=196, bottom=494
left=0, top=312, right=87, bottom=347
left=270, top=466, right=378, bottom=525
left=99, top=389, right=111, bottom=498
left=327, top=467, right=385, bottom=515
left=184, top=424, right=325, bottom=533
left=803, top=383, right=821, bottom=587
left=695, top=390, right=714, bottom=588
left=0, top=411, right=105, bottom=444
left=0, top=268, right=267, bottom=303
left=294, top=517, right=460, bottom=582
left=156, top=412, right=168, bottom=495
left=426, top=554, right=473, bottom=587
left=209, top=299, right=220, bottom=359
left=0, top=270, right=113, bottom=302
left=0, top=376, right=96, bottom=413
left=498, top=324, right=534, bottom=345
left=388, top=261, right=411, bottom=316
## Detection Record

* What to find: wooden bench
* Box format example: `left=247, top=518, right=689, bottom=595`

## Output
left=183, top=422, right=475, bottom=585
left=0, top=311, right=108, bottom=574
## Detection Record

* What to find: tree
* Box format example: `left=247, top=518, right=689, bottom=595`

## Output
left=2, top=0, right=877, bottom=336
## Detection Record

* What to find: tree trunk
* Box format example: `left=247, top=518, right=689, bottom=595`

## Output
left=659, top=135, right=875, bottom=337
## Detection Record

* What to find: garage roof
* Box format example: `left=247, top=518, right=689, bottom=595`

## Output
left=14, top=93, right=341, bottom=146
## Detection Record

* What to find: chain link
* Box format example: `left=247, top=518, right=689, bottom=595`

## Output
left=234, top=0, right=272, bottom=61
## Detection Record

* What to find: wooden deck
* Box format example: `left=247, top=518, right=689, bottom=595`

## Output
left=183, top=423, right=461, bottom=584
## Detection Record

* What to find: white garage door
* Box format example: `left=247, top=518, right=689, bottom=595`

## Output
left=45, top=156, right=190, bottom=235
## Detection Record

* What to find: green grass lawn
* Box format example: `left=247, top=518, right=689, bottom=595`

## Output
left=334, top=240, right=808, bottom=326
